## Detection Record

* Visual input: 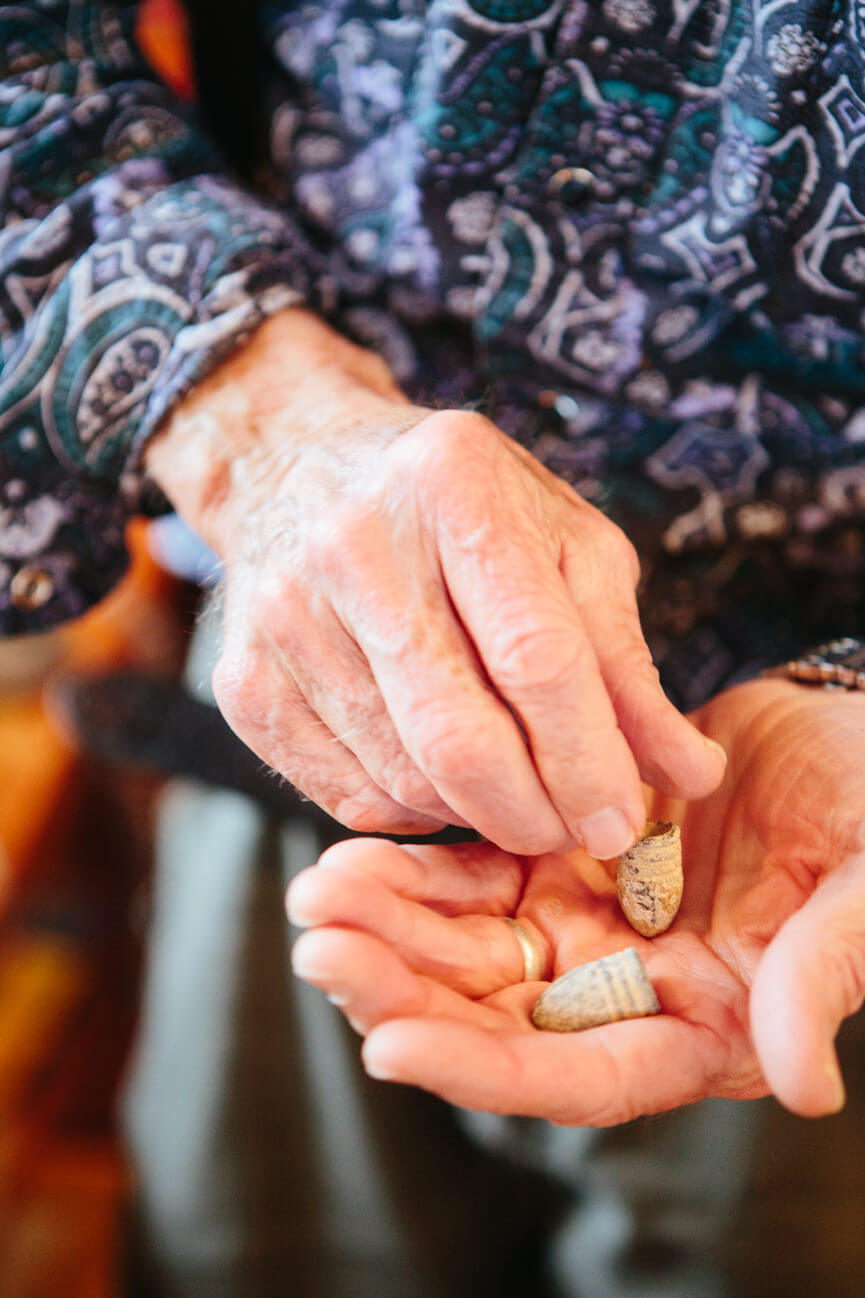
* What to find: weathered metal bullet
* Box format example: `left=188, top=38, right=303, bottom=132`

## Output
left=616, top=820, right=682, bottom=938
left=530, top=947, right=660, bottom=1032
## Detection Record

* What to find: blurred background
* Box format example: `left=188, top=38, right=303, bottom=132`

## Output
left=0, top=4, right=864, bottom=1296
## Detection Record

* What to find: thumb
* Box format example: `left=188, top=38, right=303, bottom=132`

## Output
left=562, top=535, right=726, bottom=800
left=589, top=608, right=727, bottom=799
left=750, top=852, right=865, bottom=1117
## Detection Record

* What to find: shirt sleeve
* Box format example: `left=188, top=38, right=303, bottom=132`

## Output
left=0, top=0, right=322, bottom=634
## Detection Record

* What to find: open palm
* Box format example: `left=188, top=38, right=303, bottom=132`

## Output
left=288, top=679, right=865, bottom=1123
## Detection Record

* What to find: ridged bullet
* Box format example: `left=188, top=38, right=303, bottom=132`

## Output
left=616, top=820, right=682, bottom=938
left=531, top=947, right=660, bottom=1032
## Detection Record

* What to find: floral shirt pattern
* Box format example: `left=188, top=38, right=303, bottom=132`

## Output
left=4, top=0, right=865, bottom=705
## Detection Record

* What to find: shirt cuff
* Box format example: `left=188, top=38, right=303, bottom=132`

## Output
left=0, top=172, right=320, bottom=634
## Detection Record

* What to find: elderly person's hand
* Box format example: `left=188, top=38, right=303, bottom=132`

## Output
left=287, top=677, right=865, bottom=1121
left=147, top=308, right=724, bottom=856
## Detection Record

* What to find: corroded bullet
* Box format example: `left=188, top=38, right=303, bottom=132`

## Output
left=616, top=820, right=682, bottom=938
left=530, top=947, right=660, bottom=1032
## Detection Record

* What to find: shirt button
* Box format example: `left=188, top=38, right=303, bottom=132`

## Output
left=537, top=390, right=582, bottom=420
left=548, top=166, right=595, bottom=202
left=10, top=565, right=54, bottom=611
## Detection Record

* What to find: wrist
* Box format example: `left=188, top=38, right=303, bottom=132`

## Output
left=145, top=308, right=424, bottom=556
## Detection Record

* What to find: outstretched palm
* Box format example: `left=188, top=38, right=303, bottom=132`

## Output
left=289, top=679, right=865, bottom=1123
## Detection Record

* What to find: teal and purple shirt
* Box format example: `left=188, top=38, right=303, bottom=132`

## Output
left=3, top=0, right=865, bottom=704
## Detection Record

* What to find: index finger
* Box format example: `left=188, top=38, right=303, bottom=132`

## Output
left=441, top=534, right=646, bottom=858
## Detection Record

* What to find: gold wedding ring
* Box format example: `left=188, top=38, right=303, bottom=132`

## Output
left=503, top=918, right=546, bottom=983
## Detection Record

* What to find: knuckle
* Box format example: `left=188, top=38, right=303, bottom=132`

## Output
left=212, top=650, right=256, bottom=721
left=404, top=410, right=496, bottom=483
left=306, top=503, right=378, bottom=576
left=599, top=522, right=641, bottom=585
left=331, top=789, right=406, bottom=833
left=364, top=350, right=398, bottom=393
left=492, top=621, right=584, bottom=694
left=213, top=648, right=299, bottom=750
left=385, top=764, right=443, bottom=816
left=603, top=630, right=658, bottom=681
left=415, top=710, right=486, bottom=783
left=422, top=408, right=494, bottom=447
left=249, top=570, right=303, bottom=633
left=380, top=759, right=419, bottom=808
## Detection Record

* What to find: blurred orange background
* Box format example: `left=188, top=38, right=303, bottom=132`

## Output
left=0, top=5, right=193, bottom=1294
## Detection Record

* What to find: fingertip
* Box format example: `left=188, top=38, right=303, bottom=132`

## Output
left=315, top=840, right=357, bottom=870
left=639, top=727, right=727, bottom=800
left=821, top=1055, right=847, bottom=1116
left=363, top=1016, right=445, bottom=1080
left=364, top=1050, right=397, bottom=1081
left=315, top=837, right=401, bottom=870
left=775, top=1054, right=846, bottom=1119
left=691, top=734, right=728, bottom=795
left=290, top=927, right=328, bottom=979
left=286, top=869, right=318, bottom=927
left=362, top=1021, right=406, bottom=1081
left=701, top=735, right=728, bottom=768
left=291, top=923, right=375, bottom=983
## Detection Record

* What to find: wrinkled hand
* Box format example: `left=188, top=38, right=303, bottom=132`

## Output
left=148, top=309, right=723, bottom=856
left=287, top=678, right=865, bottom=1122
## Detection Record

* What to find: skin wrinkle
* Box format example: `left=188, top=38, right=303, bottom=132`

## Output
left=394, top=843, right=524, bottom=917
left=749, top=905, right=855, bottom=1114
left=691, top=785, right=794, bottom=1003
left=485, top=609, right=595, bottom=699
left=818, top=927, right=865, bottom=1028
left=685, top=980, right=756, bottom=1094
left=728, top=698, right=865, bottom=875
left=426, top=1025, right=529, bottom=1118
left=262, top=601, right=455, bottom=820
left=222, top=639, right=436, bottom=829
left=565, top=1037, right=631, bottom=1129
left=704, top=796, right=751, bottom=975
left=433, top=547, right=530, bottom=715
left=696, top=737, right=861, bottom=1091
left=294, top=930, right=458, bottom=1031
left=299, top=865, right=499, bottom=994
left=448, top=580, right=644, bottom=831
left=288, top=682, right=865, bottom=1120
left=152, top=307, right=724, bottom=849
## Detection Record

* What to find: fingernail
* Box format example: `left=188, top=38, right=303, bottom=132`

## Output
left=701, top=735, right=727, bottom=766
left=291, top=947, right=322, bottom=980
left=363, top=1042, right=396, bottom=1080
left=576, top=807, right=637, bottom=860
left=825, top=1058, right=846, bottom=1113
left=365, top=1058, right=395, bottom=1081
left=286, top=899, right=313, bottom=928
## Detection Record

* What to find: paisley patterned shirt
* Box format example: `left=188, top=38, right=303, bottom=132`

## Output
left=4, top=0, right=865, bottom=706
